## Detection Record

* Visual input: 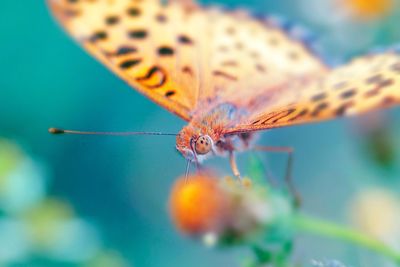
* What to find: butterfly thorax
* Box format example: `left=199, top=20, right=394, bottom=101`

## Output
left=176, top=103, right=250, bottom=161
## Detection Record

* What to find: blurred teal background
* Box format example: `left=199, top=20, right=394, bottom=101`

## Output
left=1, top=0, right=400, bottom=266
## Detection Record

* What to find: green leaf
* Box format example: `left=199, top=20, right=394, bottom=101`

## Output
left=247, top=154, right=270, bottom=187
left=252, top=245, right=273, bottom=264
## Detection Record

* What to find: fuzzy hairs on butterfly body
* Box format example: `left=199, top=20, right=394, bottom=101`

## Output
left=176, top=103, right=251, bottom=161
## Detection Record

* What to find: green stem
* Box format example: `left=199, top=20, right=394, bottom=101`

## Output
left=291, top=213, right=400, bottom=265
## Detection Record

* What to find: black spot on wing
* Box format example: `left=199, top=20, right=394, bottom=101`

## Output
left=116, top=46, right=137, bottom=56
left=64, top=9, right=80, bottom=17
left=158, top=46, right=174, bottom=56
left=382, top=96, right=396, bottom=105
left=127, top=7, right=141, bottom=17
left=182, top=66, right=193, bottom=76
left=364, top=78, right=394, bottom=98
left=156, top=14, right=167, bottom=23
left=340, top=89, right=356, bottom=99
left=105, top=15, right=120, bottom=25
left=366, top=74, right=383, bottom=84
left=89, top=31, right=107, bottom=42
left=311, top=92, right=327, bottom=102
left=119, top=59, right=141, bottom=69
left=178, top=35, right=193, bottom=45
left=311, top=102, right=329, bottom=117
left=128, top=30, right=147, bottom=39
left=213, top=70, right=237, bottom=81
left=335, top=101, right=354, bottom=117
left=221, top=60, right=238, bottom=67
left=256, top=64, right=266, bottom=73
left=165, top=91, right=176, bottom=97
left=378, top=78, right=394, bottom=88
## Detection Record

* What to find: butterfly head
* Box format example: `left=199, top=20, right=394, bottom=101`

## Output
left=193, top=135, right=213, bottom=155
left=176, top=127, right=217, bottom=162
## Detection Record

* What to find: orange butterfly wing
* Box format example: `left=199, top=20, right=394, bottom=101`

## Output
left=47, top=0, right=326, bottom=121
left=48, top=0, right=206, bottom=120
left=225, top=51, right=400, bottom=134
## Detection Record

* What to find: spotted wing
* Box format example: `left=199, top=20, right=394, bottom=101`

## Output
left=47, top=0, right=327, bottom=121
left=48, top=0, right=206, bottom=120
left=190, top=9, right=328, bottom=103
left=225, top=51, right=400, bottom=134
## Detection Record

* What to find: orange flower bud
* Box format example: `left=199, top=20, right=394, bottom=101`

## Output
left=341, top=0, right=393, bottom=19
left=169, top=172, right=292, bottom=245
left=169, top=173, right=229, bottom=235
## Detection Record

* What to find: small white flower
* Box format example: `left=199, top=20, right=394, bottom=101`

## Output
left=349, top=187, right=400, bottom=249
left=311, top=259, right=348, bottom=267
left=202, top=232, right=218, bottom=247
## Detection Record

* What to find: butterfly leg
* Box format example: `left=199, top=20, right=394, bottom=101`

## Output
left=252, top=145, right=301, bottom=207
left=229, top=151, right=242, bottom=180
left=184, top=159, right=191, bottom=183
left=252, top=153, right=279, bottom=187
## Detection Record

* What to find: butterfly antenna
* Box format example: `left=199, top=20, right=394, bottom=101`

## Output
left=48, top=127, right=177, bottom=136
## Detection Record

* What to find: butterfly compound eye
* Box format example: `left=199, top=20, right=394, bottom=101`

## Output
left=195, top=135, right=212, bottom=155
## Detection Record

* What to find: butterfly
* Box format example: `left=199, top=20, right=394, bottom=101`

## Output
left=48, top=0, right=400, bottom=178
